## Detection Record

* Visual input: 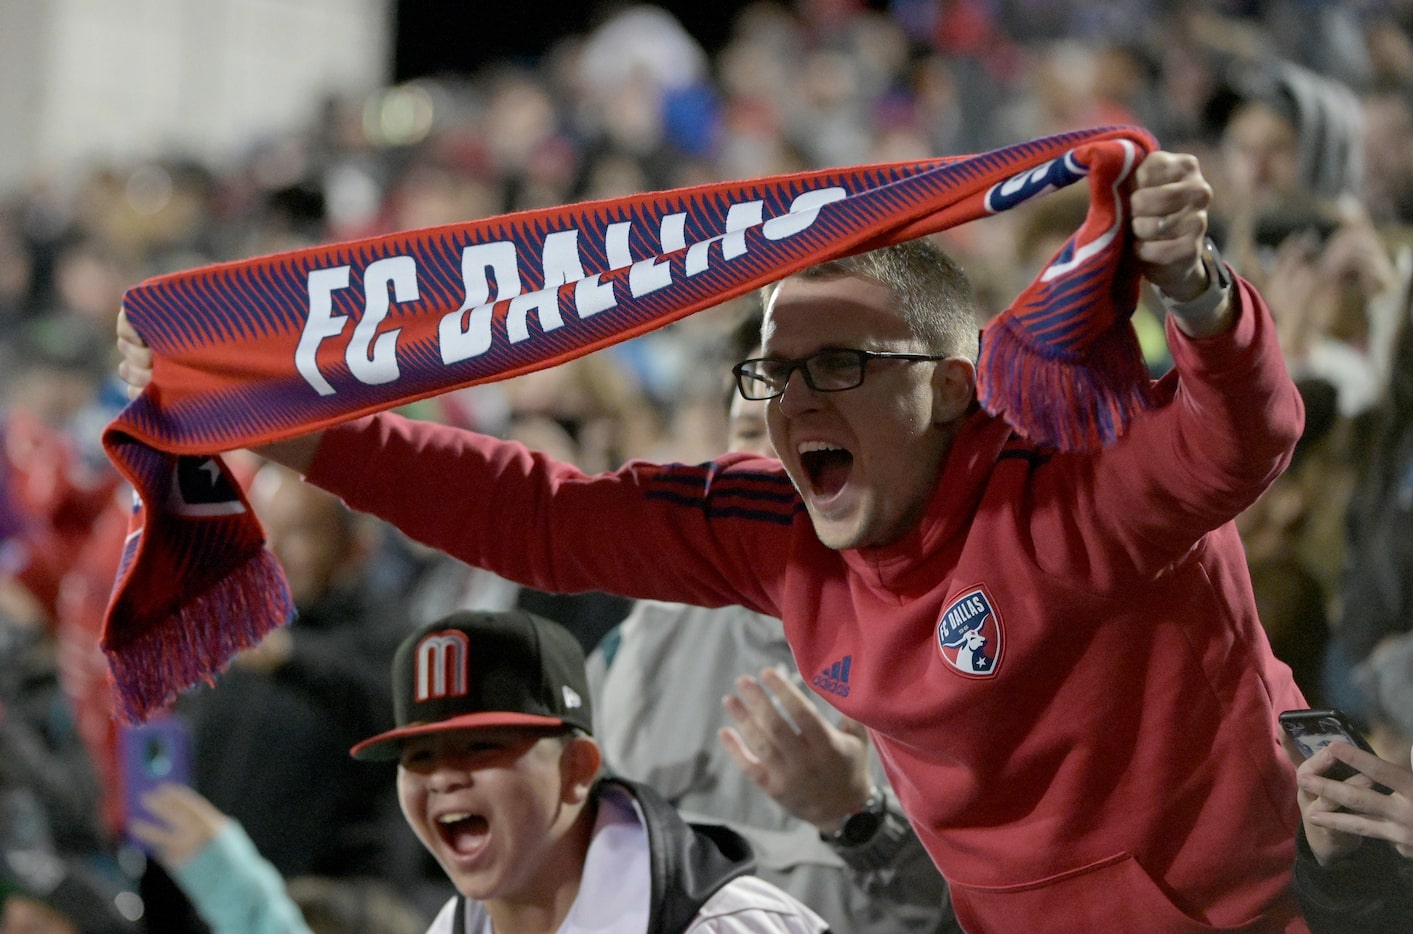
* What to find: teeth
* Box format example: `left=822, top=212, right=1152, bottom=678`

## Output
left=437, top=812, right=473, bottom=824
left=798, top=441, right=842, bottom=455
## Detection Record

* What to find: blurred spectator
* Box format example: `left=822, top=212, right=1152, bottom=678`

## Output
left=0, top=619, right=109, bottom=868
left=1249, top=555, right=1330, bottom=709
left=0, top=615, right=138, bottom=934
left=479, top=67, right=576, bottom=212
left=1211, top=58, right=1363, bottom=225
left=1199, top=56, right=1413, bottom=712
left=129, top=782, right=430, bottom=934
left=129, top=783, right=315, bottom=934
left=0, top=337, right=130, bottom=837
left=1351, top=631, right=1413, bottom=766
left=0, top=211, right=36, bottom=337
left=1359, top=80, right=1413, bottom=227
left=571, top=4, right=710, bottom=187
left=1322, top=252, right=1413, bottom=723
left=0, top=829, right=137, bottom=934
left=148, top=463, right=429, bottom=929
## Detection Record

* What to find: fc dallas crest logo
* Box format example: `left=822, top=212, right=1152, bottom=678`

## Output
left=937, top=586, right=1003, bottom=677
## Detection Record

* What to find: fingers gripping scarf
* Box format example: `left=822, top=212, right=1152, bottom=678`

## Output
left=103, top=125, right=1157, bottom=721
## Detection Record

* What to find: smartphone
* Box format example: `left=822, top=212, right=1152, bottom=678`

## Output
left=1252, top=209, right=1340, bottom=250
left=120, top=714, right=193, bottom=839
left=1278, top=708, right=1385, bottom=787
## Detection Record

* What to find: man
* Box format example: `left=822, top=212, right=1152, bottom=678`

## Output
left=349, top=608, right=828, bottom=933
left=118, top=151, right=1310, bottom=929
left=588, top=311, right=957, bottom=933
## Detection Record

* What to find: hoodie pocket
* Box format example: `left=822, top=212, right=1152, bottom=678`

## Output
left=948, top=851, right=1301, bottom=933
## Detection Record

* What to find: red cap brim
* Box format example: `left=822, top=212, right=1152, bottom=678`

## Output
left=349, top=712, right=568, bottom=761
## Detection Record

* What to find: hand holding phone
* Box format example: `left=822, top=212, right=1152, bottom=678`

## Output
left=126, top=783, right=231, bottom=869
left=1282, top=709, right=1413, bottom=865
left=120, top=714, right=193, bottom=848
left=1278, top=708, right=1389, bottom=792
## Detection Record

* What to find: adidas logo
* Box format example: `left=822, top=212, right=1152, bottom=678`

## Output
left=811, top=655, right=852, bottom=698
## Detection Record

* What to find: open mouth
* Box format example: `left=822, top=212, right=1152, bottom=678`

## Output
left=799, top=441, right=853, bottom=498
left=436, top=811, right=490, bottom=856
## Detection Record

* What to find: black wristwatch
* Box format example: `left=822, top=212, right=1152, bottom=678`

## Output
left=820, top=785, right=886, bottom=847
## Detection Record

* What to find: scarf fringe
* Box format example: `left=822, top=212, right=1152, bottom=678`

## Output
left=977, top=316, right=1153, bottom=452
left=103, top=548, right=293, bottom=723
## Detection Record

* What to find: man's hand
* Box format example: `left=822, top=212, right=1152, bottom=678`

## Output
left=1130, top=151, right=1231, bottom=338
left=719, top=666, right=874, bottom=834
left=1297, top=742, right=1413, bottom=865
left=116, top=308, right=155, bottom=401
left=115, top=307, right=323, bottom=474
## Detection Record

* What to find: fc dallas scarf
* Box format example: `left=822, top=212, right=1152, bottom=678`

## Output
left=104, top=125, right=1158, bottom=721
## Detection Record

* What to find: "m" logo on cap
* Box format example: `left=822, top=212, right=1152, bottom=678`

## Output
left=415, top=631, right=471, bottom=701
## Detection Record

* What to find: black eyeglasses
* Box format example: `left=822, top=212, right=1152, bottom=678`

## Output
left=732, top=348, right=947, bottom=401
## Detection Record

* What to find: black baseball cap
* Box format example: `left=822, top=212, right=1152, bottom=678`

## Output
left=350, top=609, right=594, bottom=761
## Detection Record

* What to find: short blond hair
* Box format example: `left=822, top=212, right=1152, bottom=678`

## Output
left=762, top=238, right=980, bottom=360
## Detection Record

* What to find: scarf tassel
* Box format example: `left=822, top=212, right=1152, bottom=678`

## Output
left=103, top=547, right=292, bottom=723
left=978, top=315, right=1153, bottom=452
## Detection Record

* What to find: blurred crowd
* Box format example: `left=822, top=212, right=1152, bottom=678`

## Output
left=2, top=0, right=1412, bottom=929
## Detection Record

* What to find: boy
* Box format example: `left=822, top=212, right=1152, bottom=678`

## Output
left=349, top=608, right=829, bottom=934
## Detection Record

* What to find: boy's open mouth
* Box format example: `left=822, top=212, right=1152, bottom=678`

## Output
left=437, top=811, right=490, bottom=855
